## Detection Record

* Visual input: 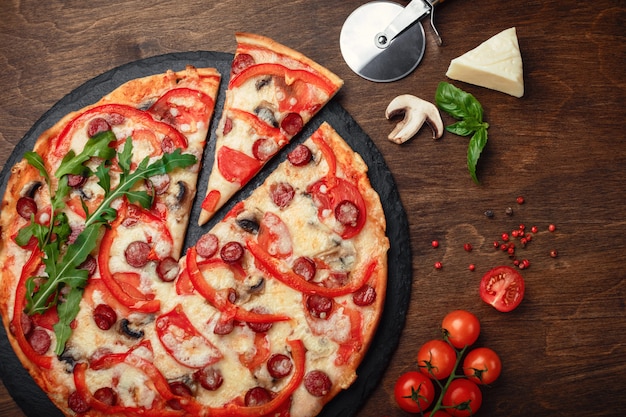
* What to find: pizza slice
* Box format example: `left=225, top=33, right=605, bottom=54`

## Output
left=0, top=66, right=220, bottom=371
left=170, top=122, right=388, bottom=416
left=198, top=33, right=344, bottom=225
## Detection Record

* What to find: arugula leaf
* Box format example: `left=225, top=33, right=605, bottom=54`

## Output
left=435, top=82, right=490, bottom=184
left=21, top=132, right=197, bottom=355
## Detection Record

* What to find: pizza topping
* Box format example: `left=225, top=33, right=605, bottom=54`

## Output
left=254, top=103, right=279, bottom=128
left=280, top=112, right=304, bottom=137
left=267, top=353, right=293, bottom=379
left=78, top=255, right=98, bottom=276
left=124, top=241, right=152, bottom=268
left=68, top=390, right=91, bottom=414
left=194, top=366, right=224, bottom=391
left=27, top=327, right=51, bottom=355
left=292, top=256, right=316, bottom=281
left=306, top=294, right=334, bottom=319
left=87, top=117, right=111, bottom=138
left=335, top=200, right=360, bottom=227
left=252, top=138, right=278, bottom=161
left=148, top=87, right=214, bottom=135
left=67, top=173, right=87, bottom=187
left=217, top=146, right=262, bottom=184
left=245, top=386, right=272, bottom=406
left=196, top=232, right=219, bottom=258
left=353, top=284, right=377, bottom=306
left=119, top=318, right=145, bottom=339
left=156, top=305, right=223, bottom=368
left=156, top=256, right=180, bottom=282
left=246, top=307, right=274, bottom=333
left=304, top=370, right=332, bottom=397
left=213, top=317, right=235, bottom=335
left=287, top=144, right=312, bottom=166
left=220, top=241, right=244, bottom=263
left=232, top=53, right=256, bottom=76
left=93, top=304, right=117, bottom=330
left=270, top=182, right=295, bottom=208
left=166, top=381, right=193, bottom=410
left=257, top=212, right=293, bottom=258
left=236, top=217, right=260, bottom=234
left=16, top=196, right=37, bottom=219
left=93, top=387, right=118, bottom=406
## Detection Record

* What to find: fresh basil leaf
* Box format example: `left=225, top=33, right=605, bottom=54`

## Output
left=467, top=127, right=488, bottom=184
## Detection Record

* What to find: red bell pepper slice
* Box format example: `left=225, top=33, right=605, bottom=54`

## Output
left=201, top=189, right=221, bottom=213
left=12, top=247, right=52, bottom=369
left=97, top=203, right=161, bottom=313
left=51, top=103, right=188, bottom=159
left=227, top=109, right=288, bottom=143
left=229, top=62, right=337, bottom=97
left=247, top=240, right=378, bottom=298
left=205, top=339, right=306, bottom=417
left=155, top=304, right=223, bottom=368
left=186, top=247, right=289, bottom=324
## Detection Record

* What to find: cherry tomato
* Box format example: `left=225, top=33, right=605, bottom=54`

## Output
left=463, top=347, right=502, bottom=385
left=393, top=371, right=435, bottom=413
left=479, top=265, right=525, bottom=312
left=442, top=378, right=483, bottom=417
left=441, top=310, right=481, bottom=349
left=416, top=340, right=457, bottom=380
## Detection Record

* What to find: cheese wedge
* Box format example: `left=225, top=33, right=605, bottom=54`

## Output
left=446, top=27, right=524, bottom=98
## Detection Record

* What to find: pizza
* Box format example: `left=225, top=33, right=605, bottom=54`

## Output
left=197, top=32, right=344, bottom=225
left=0, top=34, right=389, bottom=417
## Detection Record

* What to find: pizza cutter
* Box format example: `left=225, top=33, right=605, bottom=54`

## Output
left=340, top=0, right=444, bottom=82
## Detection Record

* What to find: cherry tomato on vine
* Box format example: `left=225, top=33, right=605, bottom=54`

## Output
left=441, top=310, right=481, bottom=349
left=442, top=378, right=483, bottom=417
left=416, top=340, right=456, bottom=380
left=463, top=347, right=502, bottom=385
left=393, top=371, right=435, bottom=413
left=479, top=265, right=525, bottom=312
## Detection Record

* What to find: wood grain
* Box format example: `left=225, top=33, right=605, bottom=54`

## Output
left=1, top=0, right=625, bottom=416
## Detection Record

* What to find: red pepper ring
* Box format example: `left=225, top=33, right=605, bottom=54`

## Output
left=97, top=204, right=161, bottom=313
left=206, top=339, right=306, bottom=417
left=11, top=247, right=53, bottom=369
left=186, top=247, right=290, bottom=324
left=229, top=62, right=337, bottom=97
left=247, top=240, right=378, bottom=298
left=227, top=108, right=289, bottom=143
left=51, top=103, right=188, bottom=159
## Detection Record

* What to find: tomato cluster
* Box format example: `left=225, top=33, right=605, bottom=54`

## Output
left=394, top=310, right=501, bottom=416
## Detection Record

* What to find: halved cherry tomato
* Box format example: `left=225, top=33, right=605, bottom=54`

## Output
left=217, top=146, right=261, bottom=184
left=442, top=378, right=483, bottom=417
left=155, top=305, right=222, bottom=368
left=479, top=265, right=525, bottom=312
left=148, top=87, right=214, bottom=134
left=394, top=371, right=435, bottom=413
left=416, top=339, right=457, bottom=380
left=441, top=310, right=481, bottom=349
left=463, top=347, right=502, bottom=385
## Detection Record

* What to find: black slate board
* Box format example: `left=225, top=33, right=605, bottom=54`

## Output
left=0, top=51, right=412, bottom=417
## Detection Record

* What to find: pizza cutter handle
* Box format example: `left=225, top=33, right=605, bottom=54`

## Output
left=376, top=0, right=444, bottom=48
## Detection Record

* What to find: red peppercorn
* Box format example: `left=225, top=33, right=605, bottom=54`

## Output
left=501, top=233, right=510, bottom=242
left=548, top=224, right=557, bottom=232
left=434, top=261, right=443, bottom=270
left=519, top=224, right=525, bottom=231
left=531, top=226, right=538, bottom=233
left=463, top=243, right=473, bottom=252
left=507, top=247, right=515, bottom=256
left=500, top=244, right=508, bottom=251
left=512, top=230, right=519, bottom=238
left=493, top=241, right=500, bottom=249
left=469, top=264, right=476, bottom=271
left=513, top=259, right=520, bottom=266
left=516, top=196, right=525, bottom=205
left=550, top=249, right=558, bottom=258
left=431, top=240, right=439, bottom=248
left=521, top=237, right=528, bottom=246
left=522, top=259, right=530, bottom=269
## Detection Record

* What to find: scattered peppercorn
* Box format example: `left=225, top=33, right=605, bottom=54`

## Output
left=484, top=209, right=495, bottom=218
left=516, top=196, right=525, bottom=205
left=531, top=226, right=538, bottom=233
left=468, top=264, right=476, bottom=271
left=434, top=261, right=443, bottom=270
left=505, top=207, right=514, bottom=216
left=548, top=224, right=557, bottom=232
left=550, top=249, right=558, bottom=258
left=431, top=240, right=439, bottom=248
left=464, top=243, right=473, bottom=252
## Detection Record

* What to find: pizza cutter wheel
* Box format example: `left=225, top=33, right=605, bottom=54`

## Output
left=340, top=0, right=444, bottom=82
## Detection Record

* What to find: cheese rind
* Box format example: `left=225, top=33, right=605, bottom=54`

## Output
left=446, top=27, right=524, bottom=98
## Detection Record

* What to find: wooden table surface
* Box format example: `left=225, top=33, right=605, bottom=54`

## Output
left=1, top=0, right=625, bottom=416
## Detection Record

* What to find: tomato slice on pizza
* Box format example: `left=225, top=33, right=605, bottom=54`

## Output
left=198, top=32, right=343, bottom=225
